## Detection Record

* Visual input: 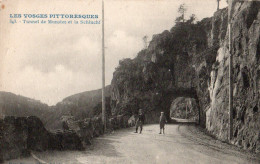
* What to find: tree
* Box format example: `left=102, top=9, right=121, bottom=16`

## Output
left=143, top=35, right=148, bottom=49
left=175, top=16, right=183, bottom=24
left=178, top=3, right=187, bottom=23
left=187, top=14, right=196, bottom=24
left=217, top=0, right=221, bottom=11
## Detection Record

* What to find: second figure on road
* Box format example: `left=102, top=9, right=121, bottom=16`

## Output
left=159, top=112, right=167, bottom=134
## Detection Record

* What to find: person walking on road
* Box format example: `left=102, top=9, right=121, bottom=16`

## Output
left=159, top=112, right=167, bottom=134
left=135, top=109, right=145, bottom=134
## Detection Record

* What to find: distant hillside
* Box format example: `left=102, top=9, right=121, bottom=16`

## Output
left=0, top=91, right=51, bottom=125
left=45, top=85, right=111, bottom=129
left=0, top=86, right=111, bottom=130
left=63, top=85, right=111, bottom=103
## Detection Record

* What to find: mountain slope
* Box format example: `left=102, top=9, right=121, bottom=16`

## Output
left=45, top=85, right=111, bottom=129
left=0, top=91, right=51, bottom=124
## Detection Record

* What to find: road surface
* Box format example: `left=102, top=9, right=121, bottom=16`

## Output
left=5, top=124, right=260, bottom=164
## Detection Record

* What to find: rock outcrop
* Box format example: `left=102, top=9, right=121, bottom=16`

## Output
left=0, top=116, right=88, bottom=162
left=61, top=115, right=104, bottom=145
left=110, top=1, right=260, bottom=153
left=0, top=116, right=30, bottom=161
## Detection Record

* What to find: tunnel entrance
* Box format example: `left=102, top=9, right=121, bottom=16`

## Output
left=170, top=97, right=199, bottom=122
left=158, top=87, right=200, bottom=124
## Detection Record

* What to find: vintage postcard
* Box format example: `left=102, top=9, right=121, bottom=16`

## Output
left=0, top=0, right=259, bottom=163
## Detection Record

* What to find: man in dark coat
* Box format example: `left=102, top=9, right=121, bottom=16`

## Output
left=135, top=109, right=145, bottom=134
left=159, top=112, right=167, bottom=134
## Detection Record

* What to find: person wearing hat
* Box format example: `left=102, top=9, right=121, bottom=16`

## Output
left=135, top=109, right=145, bottom=134
left=159, top=112, right=167, bottom=134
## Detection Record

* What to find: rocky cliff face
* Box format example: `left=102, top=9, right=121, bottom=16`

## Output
left=110, top=1, right=259, bottom=152
left=111, top=8, right=227, bottom=123
left=207, top=2, right=260, bottom=152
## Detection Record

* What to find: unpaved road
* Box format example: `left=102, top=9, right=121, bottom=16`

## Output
left=5, top=124, right=260, bottom=164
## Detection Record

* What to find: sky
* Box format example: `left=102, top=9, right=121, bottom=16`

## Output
left=0, top=0, right=227, bottom=105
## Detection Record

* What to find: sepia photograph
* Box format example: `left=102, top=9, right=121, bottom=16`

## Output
left=0, top=0, right=259, bottom=163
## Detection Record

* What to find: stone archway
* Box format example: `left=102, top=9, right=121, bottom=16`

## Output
left=157, top=87, right=200, bottom=123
